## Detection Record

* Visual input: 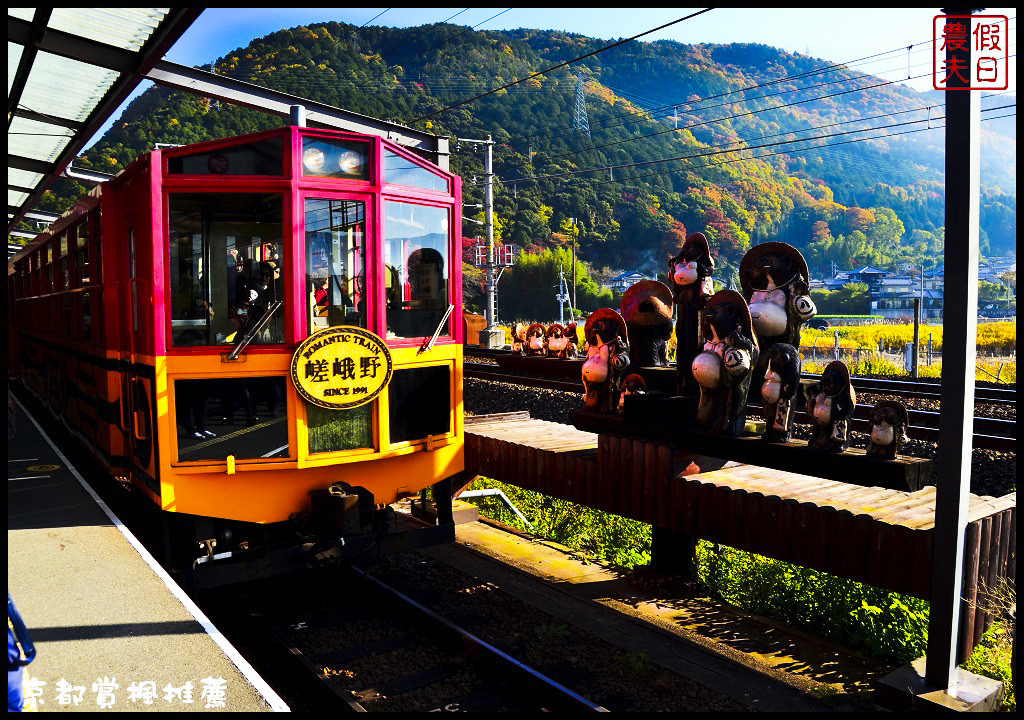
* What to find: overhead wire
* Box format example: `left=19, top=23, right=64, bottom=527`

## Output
left=411, top=8, right=714, bottom=122
left=496, top=101, right=1015, bottom=189
left=541, top=46, right=1018, bottom=162
left=507, top=16, right=1015, bottom=152
left=585, top=111, right=1017, bottom=194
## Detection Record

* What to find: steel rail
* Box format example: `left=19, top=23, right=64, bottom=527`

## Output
left=350, top=566, right=609, bottom=712
left=464, top=347, right=1016, bottom=403
left=463, top=359, right=1016, bottom=452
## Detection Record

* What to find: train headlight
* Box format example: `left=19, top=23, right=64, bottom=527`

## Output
left=302, top=147, right=326, bottom=173
left=339, top=150, right=363, bottom=175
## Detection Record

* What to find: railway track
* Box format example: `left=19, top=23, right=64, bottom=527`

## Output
left=463, top=350, right=1016, bottom=452
left=210, top=564, right=607, bottom=713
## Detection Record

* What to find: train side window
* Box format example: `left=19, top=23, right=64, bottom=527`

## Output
left=82, top=292, right=92, bottom=342
left=304, top=198, right=367, bottom=333
left=78, top=245, right=90, bottom=285
left=168, top=193, right=285, bottom=348
left=383, top=149, right=449, bottom=193
left=383, top=201, right=451, bottom=340
left=174, top=376, right=290, bottom=462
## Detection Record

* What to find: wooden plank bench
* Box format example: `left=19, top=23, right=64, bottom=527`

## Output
left=462, top=414, right=1016, bottom=664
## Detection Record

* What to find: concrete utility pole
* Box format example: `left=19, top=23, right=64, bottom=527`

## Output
left=571, top=217, right=580, bottom=312
left=460, top=135, right=503, bottom=347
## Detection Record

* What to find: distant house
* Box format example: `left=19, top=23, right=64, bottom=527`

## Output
left=817, top=266, right=945, bottom=319
left=979, top=258, right=1015, bottom=284
left=603, top=269, right=651, bottom=294
left=869, top=274, right=943, bottom=319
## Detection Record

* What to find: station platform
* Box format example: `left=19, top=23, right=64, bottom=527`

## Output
left=7, top=397, right=288, bottom=712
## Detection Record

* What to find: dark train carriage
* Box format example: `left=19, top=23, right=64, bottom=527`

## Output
left=10, top=125, right=464, bottom=577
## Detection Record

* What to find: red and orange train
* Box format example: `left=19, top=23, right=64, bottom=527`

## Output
left=9, top=125, right=465, bottom=581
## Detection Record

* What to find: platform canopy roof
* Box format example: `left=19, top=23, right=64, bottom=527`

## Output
left=8, top=8, right=450, bottom=241
left=8, top=8, right=204, bottom=234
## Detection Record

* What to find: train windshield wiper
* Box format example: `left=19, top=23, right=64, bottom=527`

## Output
left=228, top=301, right=283, bottom=361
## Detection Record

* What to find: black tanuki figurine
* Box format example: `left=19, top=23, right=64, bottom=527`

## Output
left=581, top=309, right=630, bottom=414
left=668, top=232, right=715, bottom=396
left=759, top=342, right=801, bottom=443
left=621, top=280, right=674, bottom=368
left=866, top=399, right=910, bottom=460
left=740, top=242, right=816, bottom=396
left=617, top=373, right=647, bottom=414
left=691, top=290, right=759, bottom=436
left=805, top=360, right=857, bottom=452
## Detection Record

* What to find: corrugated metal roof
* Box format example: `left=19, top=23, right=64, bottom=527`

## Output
left=7, top=8, right=202, bottom=236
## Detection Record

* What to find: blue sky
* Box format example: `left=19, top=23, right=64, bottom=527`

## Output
left=86, top=7, right=1015, bottom=148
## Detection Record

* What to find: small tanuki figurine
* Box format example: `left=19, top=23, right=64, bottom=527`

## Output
left=759, top=343, right=801, bottom=443
left=739, top=242, right=817, bottom=395
left=581, top=308, right=630, bottom=414
left=866, top=399, right=910, bottom=460
left=691, top=290, right=759, bottom=435
left=564, top=322, right=579, bottom=359
left=617, top=373, right=647, bottom=414
left=545, top=323, right=577, bottom=359
left=523, top=323, right=547, bottom=357
left=805, top=360, right=857, bottom=452
left=669, top=232, right=716, bottom=396
left=620, top=280, right=674, bottom=368
left=510, top=322, right=526, bottom=354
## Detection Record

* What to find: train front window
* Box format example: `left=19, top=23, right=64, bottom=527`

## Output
left=174, top=377, right=290, bottom=462
left=167, top=138, right=283, bottom=176
left=304, top=198, right=366, bottom=333
left=168, top=193, right=285, bottom=348
left=383, top=201, right=451, bottom=340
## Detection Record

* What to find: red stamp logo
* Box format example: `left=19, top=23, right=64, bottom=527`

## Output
left=933, top=15, right=1009, bottom=90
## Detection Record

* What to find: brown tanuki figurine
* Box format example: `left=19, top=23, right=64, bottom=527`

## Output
left=760, top=343, right=801, bottom=443
left=691, top=290, right=759, bottom=436
left=544, top=323, right=577, bottom=358
left=805, top=360, right=857, bottom=452
left=523, top=323, right=547, bottom=356
left=621, top=280, right=674, bottom=368
left=581, top=308, right=630, bottom=414
left=668, top=232, right=715, bottom=396
left=617, top=373, right=647, bottom=414
left=740, top=242, right=816, bottom=397
left=866, top=399, right=910, bottom=459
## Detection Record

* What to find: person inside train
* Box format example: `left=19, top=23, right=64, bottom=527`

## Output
left=243, top=261, right=282, bottom=344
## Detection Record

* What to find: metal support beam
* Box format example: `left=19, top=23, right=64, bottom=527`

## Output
left=6, top=9, right=52, bottom=121
left=926, top=9, right=981, bottom=692
left=143, top=61, right=450, bottom=170
left=6, top=9, right=203, bottom=234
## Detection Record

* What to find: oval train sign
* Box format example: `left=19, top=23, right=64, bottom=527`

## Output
left=290, top=327, right=393, bottom=410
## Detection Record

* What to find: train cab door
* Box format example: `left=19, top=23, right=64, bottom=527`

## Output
left=118, top=225, right=156, bottom=484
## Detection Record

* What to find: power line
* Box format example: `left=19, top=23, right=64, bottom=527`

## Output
left=536, top=46, right=1016, bottom=164
left=507, top=18, right=1016, bottom=152
left=411, top=9, right=714, bottom=122
left=590, top=111, right=1017, bottom=196
left=498, top=102, right=1015, bottom=188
